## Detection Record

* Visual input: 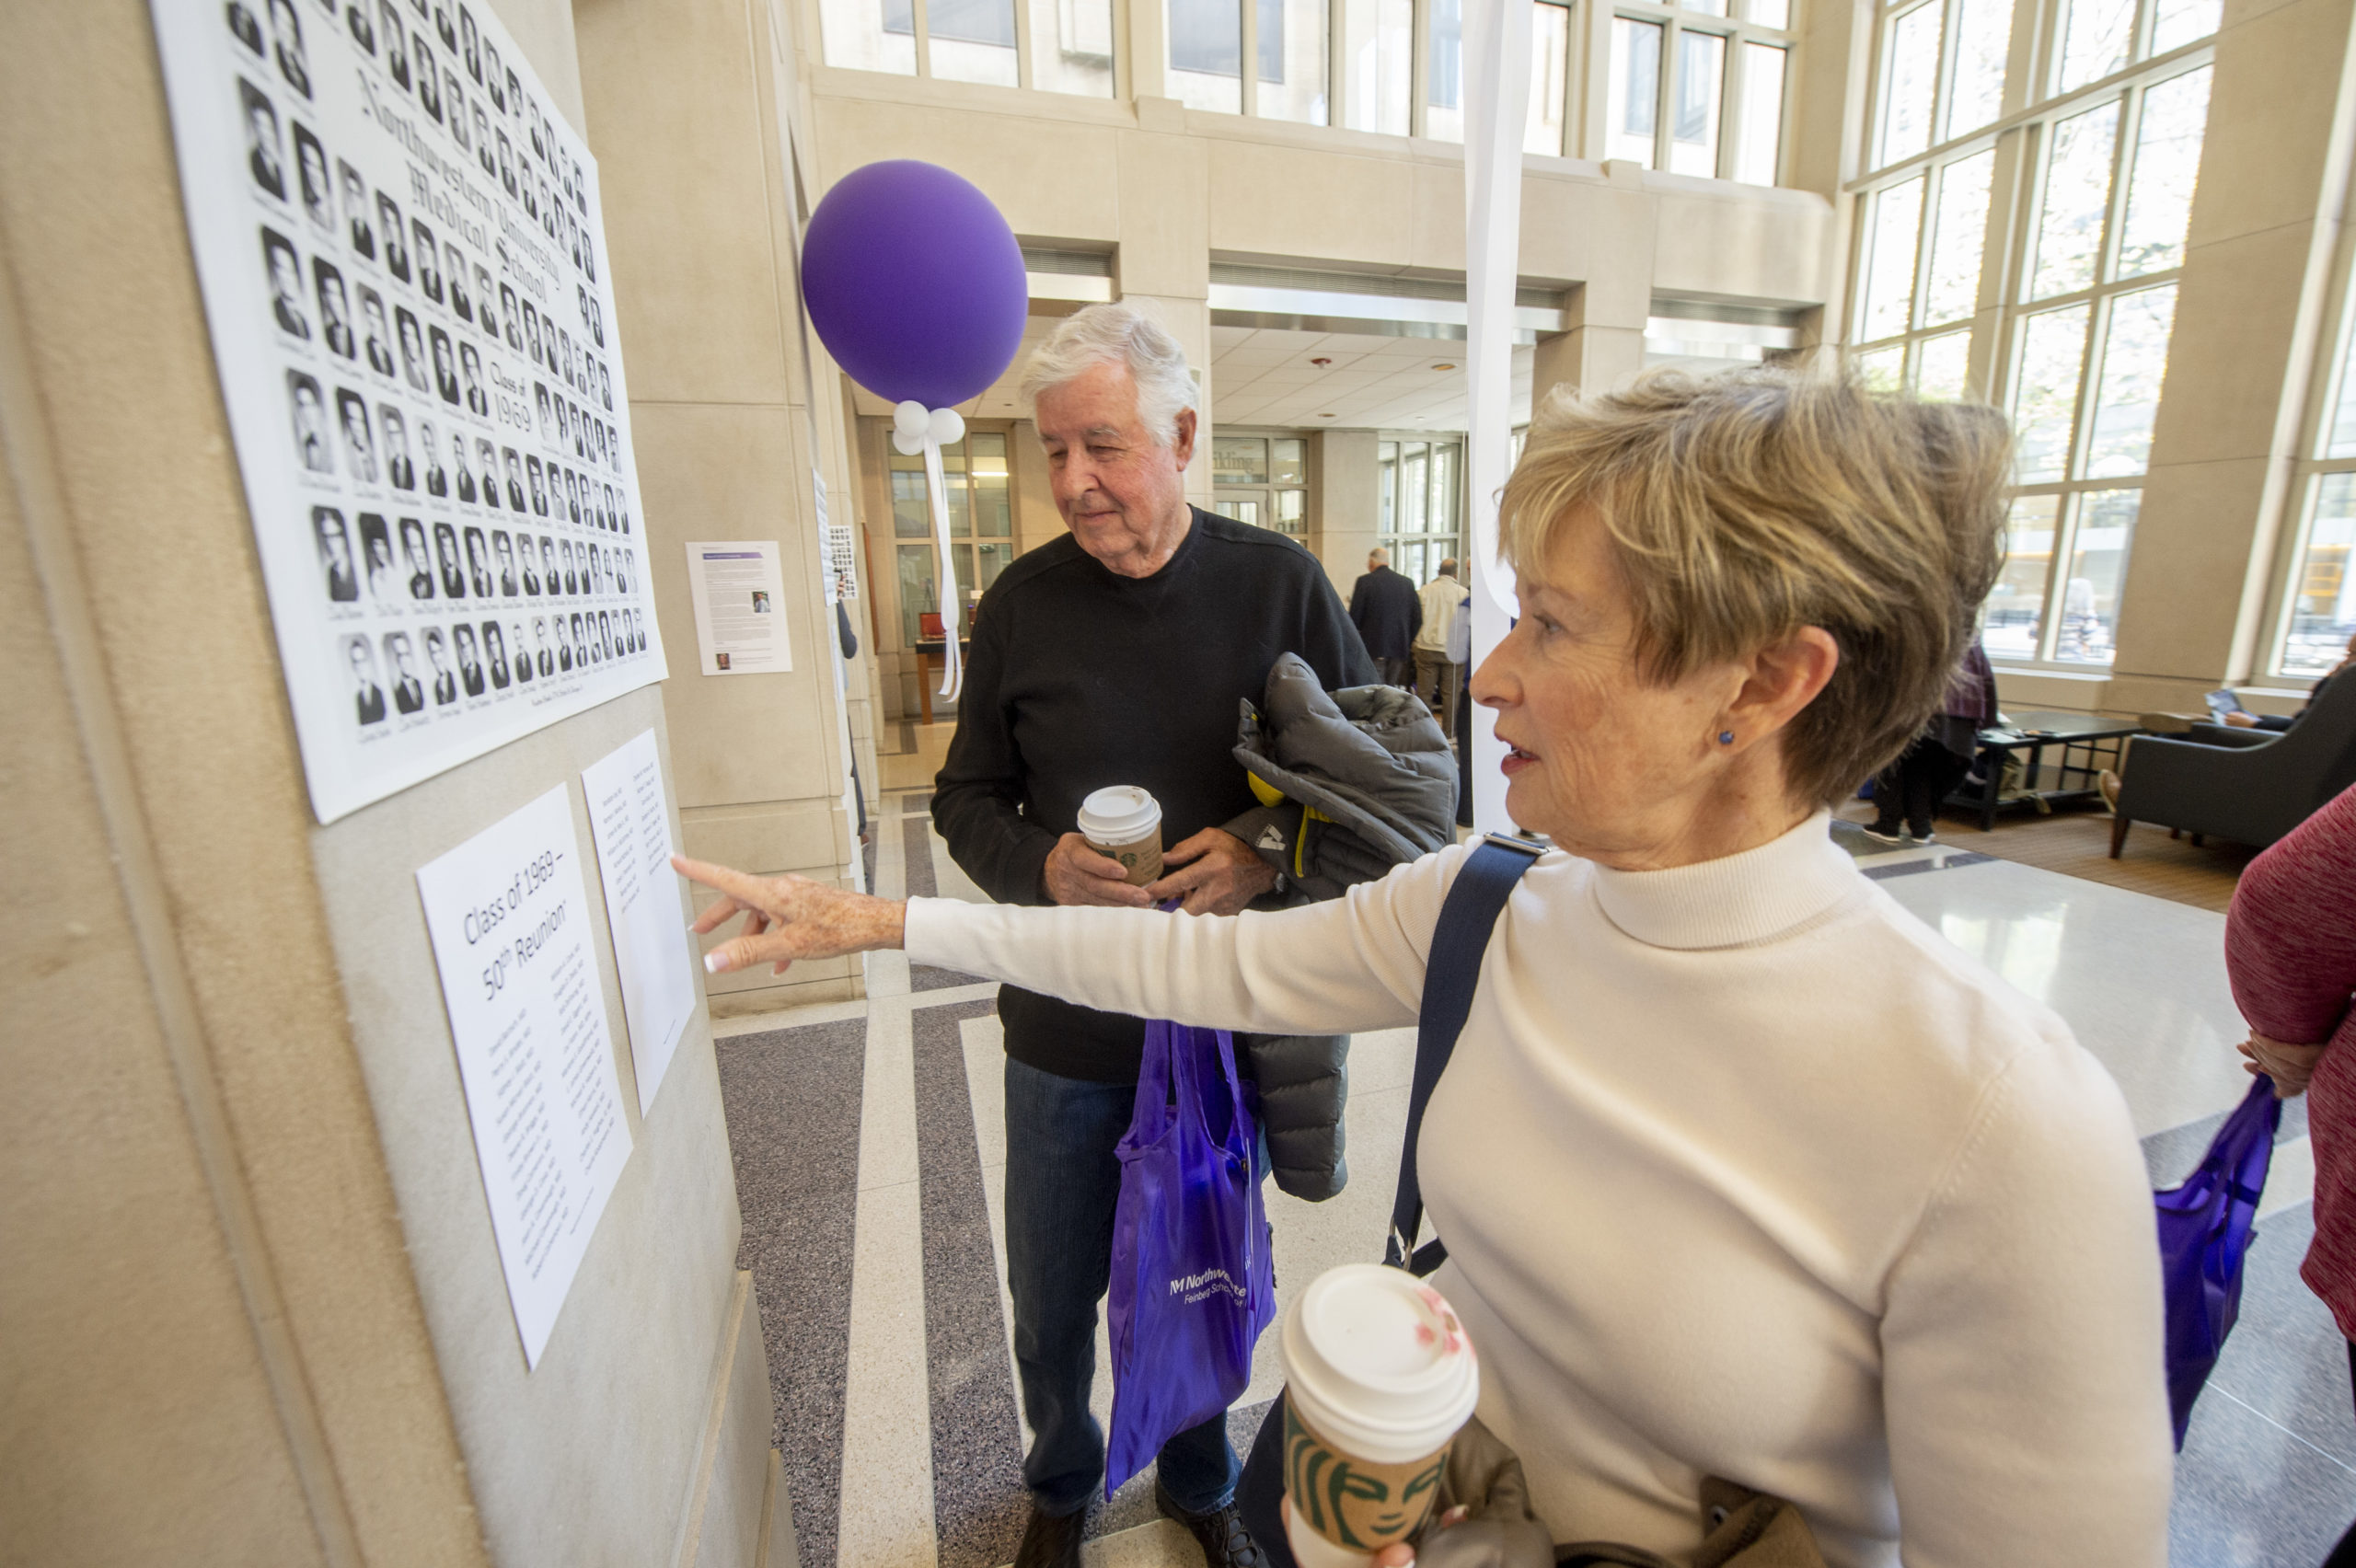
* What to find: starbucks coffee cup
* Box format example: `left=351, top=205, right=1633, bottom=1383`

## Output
left=1277, top=1264, right=1480, bottom=1568
left=1078, top=786, right=1163, bottom=886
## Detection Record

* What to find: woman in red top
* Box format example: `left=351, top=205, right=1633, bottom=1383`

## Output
left=2224, top=780, right=2356, bottom=1563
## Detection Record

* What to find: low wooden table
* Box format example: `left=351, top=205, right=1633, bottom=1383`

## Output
left=1954, top=710, right=2142, bottom=830
left=911, top=639, right=970, bottom=725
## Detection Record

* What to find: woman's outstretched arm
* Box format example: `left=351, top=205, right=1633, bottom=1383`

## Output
left=674, top=844, right=1476, bottom=1038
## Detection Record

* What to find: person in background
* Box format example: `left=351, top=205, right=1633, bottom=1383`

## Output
left=676, top=368, right=2173, bottom=1567
left=2222, top=628, right=2356, bottom=731
left=1414, top=557, right=1472, bottom=737
left=926, top=303, right=1374, bottom=1568
left=1862, top=634, right=1995, bottom=846
left=1348, top=546, right=1421, bottom=687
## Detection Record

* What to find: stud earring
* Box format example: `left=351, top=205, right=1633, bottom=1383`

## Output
left=1717, top=730, right=1736, bottom=745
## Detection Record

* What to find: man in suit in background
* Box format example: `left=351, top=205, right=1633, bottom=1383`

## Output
left=1346, top=546, right=1420, bottom=688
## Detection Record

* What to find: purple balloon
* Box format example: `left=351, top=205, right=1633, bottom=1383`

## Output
left=801, top=161, right=1029, bottom=410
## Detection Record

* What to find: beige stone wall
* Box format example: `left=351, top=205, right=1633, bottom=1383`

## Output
left=2, top=1, right=785, bottom=1563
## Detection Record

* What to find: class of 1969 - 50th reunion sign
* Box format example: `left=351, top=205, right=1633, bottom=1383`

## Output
left=152, top=0, right=667, bottom=823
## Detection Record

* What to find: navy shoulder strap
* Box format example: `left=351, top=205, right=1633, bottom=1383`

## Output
left=1386, top=833, right=1544, bottom=1275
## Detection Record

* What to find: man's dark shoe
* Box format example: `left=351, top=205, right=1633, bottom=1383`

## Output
left=1013, top=1501, right=1087, bottom=1568
left=1157, top=1481, right=1270, bottom=1568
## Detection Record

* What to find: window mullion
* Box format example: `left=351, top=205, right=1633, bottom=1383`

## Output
left=1242, top=0, right=1260, bottom=115
left=1657, top=16, right=1679, bottom=167
left=1014, top=0, right=1036, bottom=86
left=913, top=0, right=933, bottom=75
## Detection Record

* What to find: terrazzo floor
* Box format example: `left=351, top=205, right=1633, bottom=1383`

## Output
left=712, top=769, right=2353, bottom=1568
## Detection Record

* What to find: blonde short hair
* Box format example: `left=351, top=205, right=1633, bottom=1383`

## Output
left=1498, top=367, right=2009, bottom=807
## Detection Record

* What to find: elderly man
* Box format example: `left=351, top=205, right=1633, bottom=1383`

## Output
left=932, top=304, right=1374, bottom=1568
left=1412, top=556, right=1471, bottom=736
left=1346, top=546, right=1420, bottom=686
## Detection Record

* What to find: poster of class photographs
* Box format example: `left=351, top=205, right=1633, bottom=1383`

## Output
left=152, top=0, right=664, bottom=824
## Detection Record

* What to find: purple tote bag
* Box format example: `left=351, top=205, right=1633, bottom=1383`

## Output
left=1103, top=1018, right=1279, bottom=1496
left=2155, top=1075, right=2282, bottom=1448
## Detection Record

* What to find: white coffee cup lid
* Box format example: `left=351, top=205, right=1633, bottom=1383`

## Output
left=1279, top=1264, right=1479, bottom=1464
left=1078, top=785, right=1161, bottom=843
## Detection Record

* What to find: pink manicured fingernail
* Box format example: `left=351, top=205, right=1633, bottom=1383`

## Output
left=704, top=952, right=725, bottom=974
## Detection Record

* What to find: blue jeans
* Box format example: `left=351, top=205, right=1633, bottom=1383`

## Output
left=1003, top=1055, right=1242, bottom=1518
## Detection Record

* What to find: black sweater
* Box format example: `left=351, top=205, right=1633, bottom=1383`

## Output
left=931, top=508, right=1377, bottom=1082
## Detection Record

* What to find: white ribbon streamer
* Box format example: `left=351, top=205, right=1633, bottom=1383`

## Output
left=1460, top=0, right=1532, bottom=832
left=894, top=399, right=965, bottom=702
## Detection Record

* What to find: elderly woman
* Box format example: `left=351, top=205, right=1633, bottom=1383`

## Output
left=680, top=371, right=2172, bottom=1566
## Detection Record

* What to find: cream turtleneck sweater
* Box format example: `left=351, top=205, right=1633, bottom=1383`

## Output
left=904, top=813, right=2172, bottom=1568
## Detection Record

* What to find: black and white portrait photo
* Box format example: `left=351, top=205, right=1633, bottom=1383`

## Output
left=268, top=0, right=311, bottom=98
left=413, top=218, right=444, bottom=304
left=473, top=437, right=501, bottom=509
left=473, top=103, right=495, bottom=176
left=558, top=537, right=577, bottom=596
left=415, top=37, right=444, bottom=121
left=472, top=263, right=498, bottom=338
left=288, top=371, right=332, bottom=472
left=586, top=543, right=603, bottom=597
left=452, top=432, right=477, bottom=503
left=315, top=257, right=354, bottom=359
left=483, top=619, right=511, bottom=689
left=502, top=284, right=523, bottom=352
left=434, top=520, right=465, bottom=598
left=519, top=533, right=541, bottom=595
left=228, top=0, right=264, bottom=55
left=335, top=387, right=378, bottom=483
left=538, top=535, right=558, bottom=596
left=241, top=79, right=286, bottom=200
left=552, top=616, right=572, bottom=672
left=346, top=0, right=376, bottom=54
left=485, top=39, right=506, bottom=106
left=493, top=530, right=517, bottom=595
left=429, top=325, right=459, bottom=405
left=358, top=513, right=395, bottom=600
left=597, top=360, right=612, bottom=411
left=433, top=0, right=456, bottom=52
left=377, top=192, right=410, bottom=282
left=400, top=516, right=433, bottom=598
left=446, top=243, right=473, bottom=322
left=445, top=68, right=469, bottom=150
left=459, top=341, right=488, bottom=416
left=381, top=403, right=416, bottom=490
left=384, top=630, right=426, bottom=714
left=294, top=123, right=331, bottom=231
left=314, top=506, right=358, bottom=603
left=460, top=3, right=480, bottom=77
left=420, top=414, right=448, bottom=496
left=463, top=525, right=492, bottom=598
left=262, top=227, right=308, bottom=338
left=453, top=619, right=485, bottom=697
left=358, top=285, right=395, bottom=376
left=532, top=617, right=552, bottom=677
left=521, top=299, right=541, bottom=367
left=345, top=634, right=387, bottom=726
left=525, top=455, right=548, bottom=516
left=424, top=627, right=456, bottom=705
left=396, top=306, right=428, bottom=391
left=502, top=447, right=526, bottom=513
left=337, top=159, right=375, bottom=259
left=496, top=129, right=516, bottom=200
left=382, top=3, right=411, bottom=90
left=510, top=621, right=534, bottom=684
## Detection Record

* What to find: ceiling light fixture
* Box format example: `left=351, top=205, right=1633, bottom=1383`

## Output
left=1433, top=363, right=1456, bottom=372
left=1311, top=357, right=1333, bottom=367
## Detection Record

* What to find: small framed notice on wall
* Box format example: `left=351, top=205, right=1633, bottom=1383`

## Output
left=684, top=541, right=791, bottom=675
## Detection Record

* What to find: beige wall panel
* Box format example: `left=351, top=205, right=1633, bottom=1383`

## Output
left=1203, top=142, right=1419, bottom=269
left=0, top=446, right=323, bottom=1568
left=2111, top=455, right=2281, bottom=678
left=1517, top=179, right=1647, bottom=290
left=0, top=4, right=489, bottom=1562
left=682, top=798, right=849, bottom=872
left=304, top=689, right=749, bottom=1568
left=687, top=1274, right=781, bottom=1568
left=1407, top=160, right=1470, bottom=273
left=635, top=400, right=841, bottom=807
left=2146, top=222, right=2320, bottom=465
left=1649, top=188, right=1837, bottom=305
left=497, top=0, right=590, bottom=133
left=1316, top=429, right=1381, bottom=596
left=2187, top=0, right=2356, bottom=249
left=1116, top=132, right=1214, bottom=297
left=578, top=0, right=796, bottom=408
left=2223, top=0, right=2336, bottom=40
left=809, top=98, right=1125, bottom=239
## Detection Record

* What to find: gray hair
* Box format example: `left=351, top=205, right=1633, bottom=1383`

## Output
left=1021, top=303, right=1199, bottom=447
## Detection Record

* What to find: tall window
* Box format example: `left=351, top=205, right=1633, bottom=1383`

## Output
left=1184, top=0, right=1576, bottom=144
left=2274, top=306, right=2356, bottom=674
left=1378, top=437, right=1463, bottom=582
left=823, top=0, right=1116, bottom=95
left=1851, top=0, right=2216, bottom=667
left=890, top=430, right=1016, bottom=642
left=1605, top=0, right=1793, bottom=183
left=1211, top=433, right=1311, bottom=535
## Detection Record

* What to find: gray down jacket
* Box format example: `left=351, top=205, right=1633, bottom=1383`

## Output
left=1231, top=654, right=1459, bottom=1204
